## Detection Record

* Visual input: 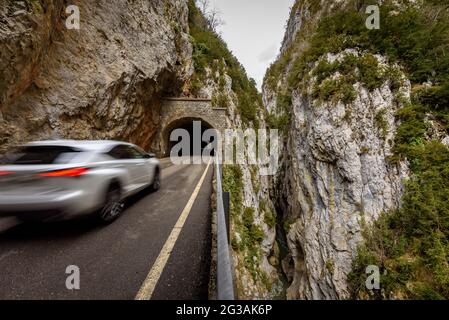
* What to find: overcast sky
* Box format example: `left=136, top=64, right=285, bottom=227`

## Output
left=208, top=0, right=294, bottom=90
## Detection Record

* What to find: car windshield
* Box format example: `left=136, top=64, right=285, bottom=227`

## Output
left=0, top=146, right=82, bottom=165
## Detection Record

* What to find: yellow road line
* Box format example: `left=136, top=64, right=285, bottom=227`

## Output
left=135, top=161, right=212, bottom=300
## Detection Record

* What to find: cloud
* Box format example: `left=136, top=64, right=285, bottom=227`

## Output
left=257, top=44, right=277, bottom=63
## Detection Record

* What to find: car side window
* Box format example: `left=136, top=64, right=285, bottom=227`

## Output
left=130, top=146, right=147, bottom=159
left=108, top=145, right=133, bottom=160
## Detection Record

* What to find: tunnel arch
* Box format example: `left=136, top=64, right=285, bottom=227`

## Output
left=152, top=98, right=228, bottom=157
left=163, top=117, right=216, bottom=157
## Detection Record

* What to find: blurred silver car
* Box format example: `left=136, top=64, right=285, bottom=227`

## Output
left=0, top=140, right=161, bottom=223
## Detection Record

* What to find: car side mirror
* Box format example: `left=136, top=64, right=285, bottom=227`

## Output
left=146, top=153, right=156, bottom=159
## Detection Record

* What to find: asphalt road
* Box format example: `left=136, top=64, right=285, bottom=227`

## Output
left=0, top=160, right=213, bottom=300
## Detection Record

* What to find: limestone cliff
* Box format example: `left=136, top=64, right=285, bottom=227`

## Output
left=0, top=0, right=192, bottom=152
left=263, top=0, right=414, bottom=299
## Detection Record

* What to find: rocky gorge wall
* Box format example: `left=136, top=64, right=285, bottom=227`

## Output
left=262, top=0, right=412, bottom=299
left=0, top=0, right=193, bottom=152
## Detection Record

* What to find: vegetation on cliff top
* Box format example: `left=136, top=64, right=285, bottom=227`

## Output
left=265, top=0, right=449, bottom=132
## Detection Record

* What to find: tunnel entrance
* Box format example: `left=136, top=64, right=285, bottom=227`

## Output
left=164, top=118, right=217, bottom=157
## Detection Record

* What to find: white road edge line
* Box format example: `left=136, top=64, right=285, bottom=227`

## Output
left=135, top=160, right=212, bottom=300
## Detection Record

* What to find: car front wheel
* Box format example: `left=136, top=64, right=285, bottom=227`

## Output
left=98, top=184, right=124, bottom=223
left=151, top=169, right=161, bottom=192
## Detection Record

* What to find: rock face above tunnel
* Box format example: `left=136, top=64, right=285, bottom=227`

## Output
left=0, top=0, right=193, bottom=152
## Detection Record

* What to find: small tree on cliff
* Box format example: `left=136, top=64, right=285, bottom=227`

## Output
left=196, top=0, right=225, bottom=33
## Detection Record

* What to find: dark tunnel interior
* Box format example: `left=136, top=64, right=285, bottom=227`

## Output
left=165, top=118, right=216, bottom=157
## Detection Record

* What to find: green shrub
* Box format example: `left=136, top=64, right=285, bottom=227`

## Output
left=357, top=54, right=384, bottom=91
left=231, top=237, right=243, bottom=252
left=313, top=78, right=357, bottom=104
left=313, top=60, right=340, bottom=83
left=249, top=225, right=265, bottom=244
left=260, top=199, right=276, bottom=229
left=391, top=103, right=428, bottom=160
left=242, top=207, right=265, bottom=244
left=264, top=211, right=276, bottom=229
left=212, top=93, right=229, bottom=109
left=375, top=109, right=388, bottom=139
left=349, top=141, right=449, bottom=299
left=243, top=207, right=255, bottom=228
left=222, top=165, right=243, bottom=218
left=418, top=81, right=449, bottom=129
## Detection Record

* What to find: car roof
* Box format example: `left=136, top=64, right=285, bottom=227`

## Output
left=23, top=140, right=134, bottom=152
